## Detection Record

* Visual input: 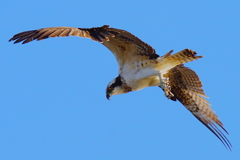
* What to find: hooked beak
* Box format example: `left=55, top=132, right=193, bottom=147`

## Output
left=106, top=94, right=111, bottom=100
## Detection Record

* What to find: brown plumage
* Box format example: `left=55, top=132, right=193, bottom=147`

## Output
left=168, top=65, right=231, bottom=149
left=9, top=25, right=231, bottom=150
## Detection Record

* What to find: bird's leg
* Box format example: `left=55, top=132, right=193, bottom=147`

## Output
left=158, top=71, right=174, bottom=99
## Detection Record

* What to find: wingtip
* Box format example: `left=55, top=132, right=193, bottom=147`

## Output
left=102, top=25, right=110, bottom=29
left=8, top=38, right=14, bottom=42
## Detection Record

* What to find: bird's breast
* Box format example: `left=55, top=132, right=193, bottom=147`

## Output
left=121, top=63, right=160, bottom=91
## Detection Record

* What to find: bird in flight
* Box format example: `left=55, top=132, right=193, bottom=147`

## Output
left=9, top=25, right=231, bottom=150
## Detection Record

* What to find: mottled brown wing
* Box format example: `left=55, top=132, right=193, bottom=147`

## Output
left=168, top=65, right=232, bottom=150
left=9, top=25, right=159, bottom=68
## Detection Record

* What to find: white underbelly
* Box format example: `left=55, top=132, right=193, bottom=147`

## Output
left=123, top=67, right=160, bottom=91
left=131, top=76, right=160, bottom=91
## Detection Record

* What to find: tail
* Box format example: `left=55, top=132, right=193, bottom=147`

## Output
left=156, top=49, right=202, bottom=72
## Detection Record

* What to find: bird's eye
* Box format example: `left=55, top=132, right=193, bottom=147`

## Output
left=107, top=87, right=112, bottom=91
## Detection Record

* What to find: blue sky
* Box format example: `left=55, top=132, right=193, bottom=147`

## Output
left=1, top=0, right=240, bottom=159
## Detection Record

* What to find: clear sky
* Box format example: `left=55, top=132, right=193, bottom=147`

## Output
left=1, top=0, right=240, bottom=159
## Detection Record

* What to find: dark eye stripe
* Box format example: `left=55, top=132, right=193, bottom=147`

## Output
left=110, top=75, right=122, bottom=88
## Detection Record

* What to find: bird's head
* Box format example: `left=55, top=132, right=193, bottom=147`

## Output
left=106, top=76, right=131, bottom=100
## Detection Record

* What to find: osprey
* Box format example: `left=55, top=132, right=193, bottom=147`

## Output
left=9, top=25, right=231, bottom=150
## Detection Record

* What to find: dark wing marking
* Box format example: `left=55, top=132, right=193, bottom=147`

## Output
left=9, top=25, right=159, bottom=68
left=168, top=64, right=232, bottom=150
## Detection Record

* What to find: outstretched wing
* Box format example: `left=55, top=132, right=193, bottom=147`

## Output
left=168, top=64, right=232, bottom=150
left=9, top=25, right=159, bottom=69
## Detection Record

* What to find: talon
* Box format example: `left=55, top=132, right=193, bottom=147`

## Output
left=164, top=88, right=174, bottom=99
left=158, top=71, right=174, bottom=99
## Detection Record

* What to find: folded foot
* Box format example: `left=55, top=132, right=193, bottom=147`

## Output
left=158, top=71, right=174, bottom=99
